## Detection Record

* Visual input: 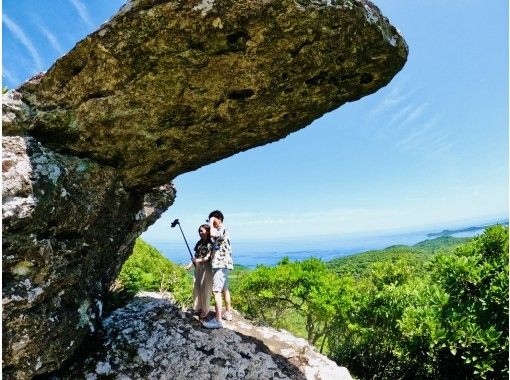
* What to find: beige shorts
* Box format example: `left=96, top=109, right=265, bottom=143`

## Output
left=212, top=268, right=228, bottom=292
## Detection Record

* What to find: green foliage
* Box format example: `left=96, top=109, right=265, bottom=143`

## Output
left=178, top=227, right=507, bottom=379
left=2, top=86, right=8, bottom=94
left=228, top=264, right=251, bottom=298
left=425, top=225, right=509, bottom=378
left=413, top=235, right=472, bottom=254
left=327, top=236, right=471, bottom=279
left=233, top=257, right=344, bottom=348
left=329, top=256, right=430, bottom=379
left=231, top=228, right=507, bottom=379
left=116, top=239, right=193, bottom=306
left=327, top=245, right=429, bottom=278
left=328, top=226, right=509, bottom=379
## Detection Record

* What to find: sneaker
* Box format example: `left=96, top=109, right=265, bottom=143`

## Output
left=222, top=311, right=233, bottom=321
left=202, top=318, right=223, bottom=329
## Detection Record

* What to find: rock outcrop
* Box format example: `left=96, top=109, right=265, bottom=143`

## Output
left=2, top=134, right=175, bottom=379
left=2, top=0, right=407, bottom=378
left=4, top=0, right=407, bottom=191
left=44, top=293, right=353, bottom=380
left=227, top=311, right=351, bottom=380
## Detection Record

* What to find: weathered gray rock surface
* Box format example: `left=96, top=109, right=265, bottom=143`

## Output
left=2, top=0, right=407, bottom=378
left=2, top=134, right=175, bottom=379
left=46, top=293, right=352, bottom=380
left=226, top=310, right=352, bottom=380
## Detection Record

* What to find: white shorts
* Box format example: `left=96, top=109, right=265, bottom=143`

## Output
left=212, top=268, right=228, bottom=292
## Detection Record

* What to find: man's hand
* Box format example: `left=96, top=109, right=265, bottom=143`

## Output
left=209, top=216, right=220, bottom=229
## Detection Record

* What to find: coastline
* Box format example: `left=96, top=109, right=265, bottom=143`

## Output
left=149, top=223, right=504, bottom=268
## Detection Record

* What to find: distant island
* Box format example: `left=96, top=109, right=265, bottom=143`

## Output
left=427, top=220, right=509, bottom=237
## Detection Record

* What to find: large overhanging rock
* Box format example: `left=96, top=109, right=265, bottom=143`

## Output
left=2, top=0, right=407, bottom=378
left=5, top=0, right=407, bottom=191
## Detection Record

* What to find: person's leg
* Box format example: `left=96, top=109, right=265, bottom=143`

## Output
left=223, top=288, right=231, bottom=313
left=194, top=264, right=205, bottom=314
left=213, top=290, right=222, bottom=321
left=200, top=264, right=213, bottom=319
left=207, top=268, right=225, bottom=323
left=221, top=269, right=232, bottom=320
left=222, top=288, right=232, bottom=320
left=202, top=268, right=224, bottom=328
left=192, top=269, right=200, bottom=313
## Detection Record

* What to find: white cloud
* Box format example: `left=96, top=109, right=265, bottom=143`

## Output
left=222, top=208, right=407, bottom=240
left=228, top=208, right=403, bottom=226
left=69, top=0, right=94, bottom=29
left=400, top=127, right=454, bottom=160
left=394, top=109, right=457, bottom=160
left=3, top=14, right=43, bottom=72
left=2, top=67, right=20, bottom=87
left=389, top=102, right=428, bottom=128
left=38, top=25, right=64, bottom=55
left=369, top=86, right=415, bottom=118
left=396, top=115, right=440, bottom=151
left=389, top=103, right=414, bottom=125
left=423, top=134, right=454, bottom=159
left=401, top=102, right=427, bottom=125
left=143, top=207, right=411, bottom=242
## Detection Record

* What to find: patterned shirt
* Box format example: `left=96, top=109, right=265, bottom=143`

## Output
left=194, top=239, right=212, bottom=259
left=210, top=226, right=233, bottom=270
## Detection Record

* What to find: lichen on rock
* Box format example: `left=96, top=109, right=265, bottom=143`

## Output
left=2, top=133, right=176, bottom=379
left=48, top=293, right=351, bottom=380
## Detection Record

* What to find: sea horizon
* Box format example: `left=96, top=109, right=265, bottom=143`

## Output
left=147, top=219, right=508, bottom=268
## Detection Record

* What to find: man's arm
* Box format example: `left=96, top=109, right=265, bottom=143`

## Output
left=209, top=223, right=224, bottom=240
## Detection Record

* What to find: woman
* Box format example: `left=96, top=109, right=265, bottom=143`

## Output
left=185, top=224, right=213, bottom=319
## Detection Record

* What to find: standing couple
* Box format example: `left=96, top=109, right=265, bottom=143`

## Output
left=186, top=210, right=233, bottom=329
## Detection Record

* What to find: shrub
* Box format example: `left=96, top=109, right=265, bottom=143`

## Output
left=234, top=257, right=344, bottom=349
left=329, top=226, right=509, bottom=379
left=328, top=256, right=427, bottom=379
left=116, top=239, right=193, bottom=306
left=426, top=225, right=509, bottom=378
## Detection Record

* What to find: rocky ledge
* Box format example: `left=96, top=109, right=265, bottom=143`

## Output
left=45, top=292, right=352, bottom=380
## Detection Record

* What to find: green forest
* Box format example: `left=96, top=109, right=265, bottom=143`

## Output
left=114, top=226, right=508, bottom=380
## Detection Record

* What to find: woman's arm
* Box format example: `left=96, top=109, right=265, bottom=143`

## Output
left=202, top=253, right=211, bottom=262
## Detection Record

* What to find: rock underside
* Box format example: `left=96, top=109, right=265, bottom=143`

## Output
left=4, top=0, right=407, bottom=191
left=2, top=0, right=407, bottom=378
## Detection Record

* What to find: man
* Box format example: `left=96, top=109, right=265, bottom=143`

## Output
left=202, top=210, right=233, bottom=329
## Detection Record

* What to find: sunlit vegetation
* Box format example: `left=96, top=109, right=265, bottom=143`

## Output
left=113, top=227, right=508, bottom=379
left=115, top=239, right=192, bottom=306
left=232, top=227, right=508, bottom=379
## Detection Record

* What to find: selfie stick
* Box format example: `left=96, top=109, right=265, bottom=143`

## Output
left=170, top=219, right=194, bottom=263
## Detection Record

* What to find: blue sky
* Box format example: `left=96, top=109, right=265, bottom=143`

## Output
left=3, top=0, right=508, bottom=247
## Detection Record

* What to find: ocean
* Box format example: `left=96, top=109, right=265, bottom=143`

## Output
left=148, top=226, right=490, bottom=268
